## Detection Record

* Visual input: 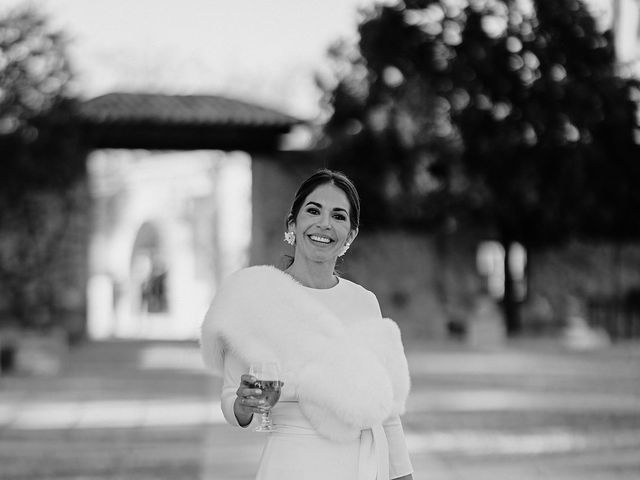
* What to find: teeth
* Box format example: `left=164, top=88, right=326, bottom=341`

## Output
left=310, top=235, right=331, bottom=244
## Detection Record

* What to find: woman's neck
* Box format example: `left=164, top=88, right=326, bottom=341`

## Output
left=285, top=258, right=338, bottom=289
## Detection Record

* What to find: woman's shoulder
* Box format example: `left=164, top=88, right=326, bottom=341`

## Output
left=220, top=265, right=286, bottom=288
left=338, top=276, right=374, bottom=295
left=228, top=264, right=281, bottom=279
left=338, top=277, right=383, bottom=316
left=211, top=265, right=294, bottom=305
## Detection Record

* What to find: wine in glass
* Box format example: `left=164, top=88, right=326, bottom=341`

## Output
left=249, top=362, right=284, bottom=432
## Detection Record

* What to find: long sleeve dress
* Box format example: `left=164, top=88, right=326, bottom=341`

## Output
left=219, top=276, right=413, bottom=480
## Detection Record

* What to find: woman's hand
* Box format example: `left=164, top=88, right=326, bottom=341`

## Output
left=233, top=374, right=267, bottom=426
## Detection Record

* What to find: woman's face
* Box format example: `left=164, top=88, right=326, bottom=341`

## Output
left=289, top=183, right=358, bottom=264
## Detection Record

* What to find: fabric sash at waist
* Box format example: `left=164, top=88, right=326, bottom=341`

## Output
left=270, top=402, right=389, bottom=480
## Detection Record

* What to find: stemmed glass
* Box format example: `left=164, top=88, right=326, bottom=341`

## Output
left=249, top=361, right=283, bottom=432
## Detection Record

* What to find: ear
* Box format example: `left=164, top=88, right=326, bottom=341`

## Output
left=347, top=228, right=358, bottom=245
left=286, top=213, right=295, bottom=231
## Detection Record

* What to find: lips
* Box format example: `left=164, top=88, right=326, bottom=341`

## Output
left=308, top=234, right=334, bottom=244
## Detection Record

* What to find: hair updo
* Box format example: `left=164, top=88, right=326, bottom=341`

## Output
left=285, top=169, right=360, bottom=232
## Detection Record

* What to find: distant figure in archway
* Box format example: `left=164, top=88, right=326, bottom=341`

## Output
left=141, top=261, right=168, bottom=314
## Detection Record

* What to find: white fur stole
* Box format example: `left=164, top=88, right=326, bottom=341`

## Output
left=200, top=265, right=411, bottom=442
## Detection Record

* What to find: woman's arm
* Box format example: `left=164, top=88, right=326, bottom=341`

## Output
left=232, top=390, right=254, bottom=427
left=221, top=353, right=265, bottom=427
left=384, top=414, right=414, bottom=479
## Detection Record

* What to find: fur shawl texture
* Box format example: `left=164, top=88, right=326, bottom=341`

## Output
left=200, top=265, right=411, bottom=442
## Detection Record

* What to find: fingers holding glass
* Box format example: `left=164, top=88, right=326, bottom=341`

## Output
left=237, top=375, right=267, bottom=414
left=248, top=362, right=283, bottom=432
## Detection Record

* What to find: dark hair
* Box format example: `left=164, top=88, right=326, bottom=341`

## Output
left=285, top=169, right=360, bottom=231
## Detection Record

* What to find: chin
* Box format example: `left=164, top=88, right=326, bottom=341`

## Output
left=306, top=252, right=338, bottom=264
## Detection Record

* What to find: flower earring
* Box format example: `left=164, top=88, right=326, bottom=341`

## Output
left=284, top=231, right=296, bottom=246
left=338, top=242, right=351, bottom=257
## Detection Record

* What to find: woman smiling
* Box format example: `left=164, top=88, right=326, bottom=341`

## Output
left=201, top=169, right=414, bottom=480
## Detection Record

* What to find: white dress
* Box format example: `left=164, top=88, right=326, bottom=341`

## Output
left=220, top=277, right=413, bottom=480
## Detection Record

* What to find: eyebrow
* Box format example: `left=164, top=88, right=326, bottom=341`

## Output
left=305, top=201, right=348, bottom=214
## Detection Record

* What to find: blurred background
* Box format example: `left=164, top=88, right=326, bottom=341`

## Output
left=0, top=0, right=639, bottom=479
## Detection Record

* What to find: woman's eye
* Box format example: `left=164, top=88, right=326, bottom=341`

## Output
left=307, top=207, right=320, bottom=215
left=333, top=214, right=346, bottom=221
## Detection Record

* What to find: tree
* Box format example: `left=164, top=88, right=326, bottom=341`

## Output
left=320, top=0, right=640, bottom=334
left=0, top=7, right=85, bottom=339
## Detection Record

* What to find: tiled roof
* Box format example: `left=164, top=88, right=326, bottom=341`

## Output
left=79, top=92, right=301, bottom=129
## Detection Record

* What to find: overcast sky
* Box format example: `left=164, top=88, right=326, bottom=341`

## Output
left=3, top=0, right=393, bottom=118
left=3, top=0, right=626, bottom=119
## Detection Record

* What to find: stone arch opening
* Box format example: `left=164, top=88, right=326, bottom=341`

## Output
left=80, top=93, right=301, bottom=340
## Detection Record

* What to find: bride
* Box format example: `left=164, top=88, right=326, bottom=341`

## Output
left=201, top=169, right=414, bottom=480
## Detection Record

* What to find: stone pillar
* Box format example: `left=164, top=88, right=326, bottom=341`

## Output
left=249, top=151, right=321, bottom=267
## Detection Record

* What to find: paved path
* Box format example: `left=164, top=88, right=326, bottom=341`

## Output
left=1, top=339, right=639, bottom=479
left=404, top=340, right=640, bottom=480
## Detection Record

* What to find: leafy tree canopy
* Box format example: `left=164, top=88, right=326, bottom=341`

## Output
left=320, top=0, right=640, bottom=245
left=0, top=6, right=84, bottom=204
left=0, top=7, right=86, bottom=330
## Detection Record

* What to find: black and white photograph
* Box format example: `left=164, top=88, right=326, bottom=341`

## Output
left=1, top=1, right=639, bottom=479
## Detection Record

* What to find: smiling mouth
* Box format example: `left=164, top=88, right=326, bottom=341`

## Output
left=308, top=234, right=333, bottom=244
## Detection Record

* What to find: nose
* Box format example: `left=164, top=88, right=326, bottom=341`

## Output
left=318, top=212, right=331, bottom=228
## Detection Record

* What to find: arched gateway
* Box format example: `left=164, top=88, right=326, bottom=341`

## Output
left=80, top=92, right=306, bottom=340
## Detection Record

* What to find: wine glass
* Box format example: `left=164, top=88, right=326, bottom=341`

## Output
left=249, top=361, right=283, bottom=432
